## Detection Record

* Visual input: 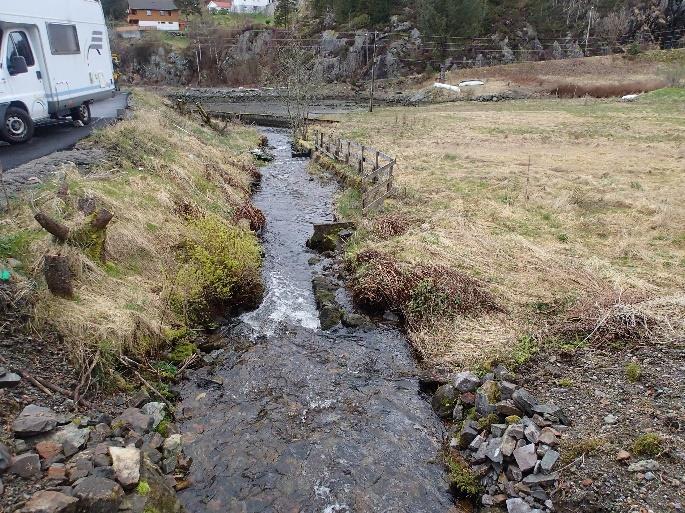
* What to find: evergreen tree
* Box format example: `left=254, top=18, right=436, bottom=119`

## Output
left=275, top=0, right=298, bottom=28
left=175, top=0, right=202, bottom=15
left=101, top=0, right=129, bottom=20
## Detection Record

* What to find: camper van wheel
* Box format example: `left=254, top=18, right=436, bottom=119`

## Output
left=1, top=107, right=35, bottom=144
left=71, top=103, right=92, bottom=126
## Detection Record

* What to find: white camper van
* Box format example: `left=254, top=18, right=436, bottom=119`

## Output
left=0, top=0, right=115, bottom=144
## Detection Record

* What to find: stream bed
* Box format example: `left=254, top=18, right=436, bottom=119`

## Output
left=177, top=129, right=456, bottom=513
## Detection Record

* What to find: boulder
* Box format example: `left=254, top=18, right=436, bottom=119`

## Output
left=506, top=497, right=533, bottom=513
left=112, top=408, right=154, bottom=434
left=20, top=490, right=78, bottom=513
left=162, top=434, right=182, bottom=459
left=431, top=384, right=459, bottom=418
left=129, top=389, right=151, bottom=408
left=496, top=400, right=522, bottom=417
left=0, top=443, right=11, bottom=472
left=141, top=403, right=165, bottom=430
left=501, top=435, right=517, bottom=458
left=10, top=452, right=41, bottom=478
left=540, top=449, right=560, bottom=473
left=46, top=463, right=67, bottom=483
left=109, top=446, right=141, bottom=489
left=512, top=389, right=538, bottom=417
left=513, top=443, right=538, bottom=473
left=44, top=424, right=90, bottom=457
left=452, top=371, right=480, bottom=393
left=538, top=427, right=558, bottom=446
left=72, top=477, right=124, bottom=513
left=0, top=367, right=21, bottom=388
left=35, top=441, right=63, bottom=462
left=459, top=423, right=480, bottom=449
left=306, top=222, right=355, bottom=253
left=475, top=380, right=500, bottom=415
left=13, top=405, right=59, bottom=437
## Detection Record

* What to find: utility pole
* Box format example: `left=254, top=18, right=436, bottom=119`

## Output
left=585, top=6, right=594, bottom=56
left=369, top=30, right=377, bottom=113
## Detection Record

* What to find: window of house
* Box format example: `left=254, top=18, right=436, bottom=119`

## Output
left=47, top=24, right=80, bottom=55
left=130, top=9, right=137, bottom=14
left=146, top=10, right=152, bottom=15
left=160, top=10, right=168, bottom=16
left=7, top=31, right=36, bottom=67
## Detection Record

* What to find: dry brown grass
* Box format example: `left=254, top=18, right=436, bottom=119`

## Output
left=547, top=79, right=666, bottom=98
left=0, top=90, right=260, bottom=368
left=332, top=86, right=685, bottom=368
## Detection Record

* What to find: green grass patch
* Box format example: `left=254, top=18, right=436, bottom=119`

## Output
left=447, top=457, right=483, bottom=496
left=632, top=433, right=662, bottom=457
left=0, top=230, right=42, bottom=261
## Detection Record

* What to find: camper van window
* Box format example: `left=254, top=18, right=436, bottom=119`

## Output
left=47, top=24, right=80, bottom=55
left=7, top=31, right=35, bottom=67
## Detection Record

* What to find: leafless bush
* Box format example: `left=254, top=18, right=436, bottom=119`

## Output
left=371, top=214, right=412, bottom=238
left=600, top=9, right=631, bottom=48
left=274, top=42, right=320, bottom=140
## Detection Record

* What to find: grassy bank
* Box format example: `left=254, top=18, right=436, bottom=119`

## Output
left=325, top=87, right=685, bottom=368
left=0, top=90, right=262, bottom=380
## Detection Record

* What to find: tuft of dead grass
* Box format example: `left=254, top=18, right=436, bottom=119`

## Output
left=547, top=79, right=666, bottom=98
left=371, top=213, right=412, bottom=238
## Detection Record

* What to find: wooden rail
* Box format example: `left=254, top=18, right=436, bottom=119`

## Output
left=313, top=131, right=396, bottom=214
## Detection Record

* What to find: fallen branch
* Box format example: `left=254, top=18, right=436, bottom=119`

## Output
left=35, top=212, right=70, bottom=242
left=118, top=356, right=175, bottom=413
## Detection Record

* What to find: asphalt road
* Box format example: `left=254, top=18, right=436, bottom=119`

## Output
left=0, top=92, right=129, bottom=171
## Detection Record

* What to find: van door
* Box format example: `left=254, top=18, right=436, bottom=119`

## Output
left=5, top=29, right=49, bottom=120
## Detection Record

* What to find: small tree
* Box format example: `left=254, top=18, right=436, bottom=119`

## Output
left=176, top=0, right=202, bottom=15
left=275, top=43, right=319, bottom=142
left=274, top=0, right=297, bottom=29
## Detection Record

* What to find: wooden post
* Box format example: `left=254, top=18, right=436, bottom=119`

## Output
left=375, top=151, right=379, bottom=170
left=44, top=254, right=74, bottom=298
left=369, top=31, right=377, bottom=113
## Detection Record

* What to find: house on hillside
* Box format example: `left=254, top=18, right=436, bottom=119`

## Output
left=207, top=1, right=233, bottom=12
left=230, top=0, right=274, bottom=13
left=127, top=0, right=185, bottom=31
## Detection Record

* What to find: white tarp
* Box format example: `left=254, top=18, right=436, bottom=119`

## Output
left=434, top=83, right=461, bottom=93
left=458, top=80, right=485, bottom=87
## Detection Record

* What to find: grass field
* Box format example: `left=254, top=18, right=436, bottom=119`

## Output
left=330, top=87, right=685, bottom=368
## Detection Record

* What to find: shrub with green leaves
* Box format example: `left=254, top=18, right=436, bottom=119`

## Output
left=170, top=215, right=263, bottom=326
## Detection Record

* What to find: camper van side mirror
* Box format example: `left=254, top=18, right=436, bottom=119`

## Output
left=8, top=56, right=28, bottom=76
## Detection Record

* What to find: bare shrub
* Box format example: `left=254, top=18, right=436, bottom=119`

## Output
left=555, top=292, right=659, bottom=346
left=349, top=249, right=500, bottom=327
left=600, top=9, right=631, bottom=48
left=233, top=201, right=266, bottom=232
left=547, top=79, right=666, bottom=98
left=371, top=214, right=412, bottom=238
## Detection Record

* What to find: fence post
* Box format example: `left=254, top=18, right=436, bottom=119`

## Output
left=375, top=151, right=379, bottom=170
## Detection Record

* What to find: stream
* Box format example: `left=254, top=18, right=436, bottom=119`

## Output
left=177, top=129, right=456, bottom=513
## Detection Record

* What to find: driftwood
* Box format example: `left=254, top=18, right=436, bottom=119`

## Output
left=44, top=254, right=74, bottom=298
left=35, top=212, right=70, bottom=242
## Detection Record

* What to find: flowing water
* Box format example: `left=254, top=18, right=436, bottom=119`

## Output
left=177, top=129, right=456, bottom=513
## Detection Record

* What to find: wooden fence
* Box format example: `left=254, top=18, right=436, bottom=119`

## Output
left=313, top=131, right=396, bottom=214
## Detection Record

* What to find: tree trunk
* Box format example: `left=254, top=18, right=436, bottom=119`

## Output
left=44, top=255, right=73, bottom=298
left=35, top=212, right=70, bottom=242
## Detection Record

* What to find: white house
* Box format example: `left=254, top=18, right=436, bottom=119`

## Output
left=230, top=0, right=274, bottom=13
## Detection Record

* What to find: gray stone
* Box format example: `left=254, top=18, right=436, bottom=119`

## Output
left=469, top=434, right=486, bottom=451
left=452, top=403, right=464, bottom=422
left=141, top=402, right=165, bottom=429
left=512, top=389, right=538, bottom=417
left=508, top=464, right=523, bottom=482
left=452, top=371, right=480, bottom=392
left=501, top=435, right=517, bottom=457
left=459, top=424, right=479, bottom=448
left=45, top=424, right=90, bottom=457
left=604, top=414, right=618, bottom=425
left=162, top=434, right=182, bottom=459
left=10, top=452, right=41, bottom=478
left=472, top=442, right=489, bottom=464
left=92, top=466, right=116, bottom=481
left=475, top=380, right=500, bottom=415
left=66, top=454, right=94, bottom=484
left=0, top=369, right=21, bottom=388
left=500, top=381, right=517, bottom=400
left=628, top=460, right=660, bottom=472
left=522, top=472, right=558, bottom=487
left=13, top=405, right=59, bottom=437
left=129, top=389, right=150, bottom=409
left=112, top=408, right=153, bottom=434
left=491, top=423, right=507, bottom=437
left=0, top=443, right=11, bottom=472
left=431, top=384, right=459, bottom=418
left=513, top=443, right=538, bottom=472
left=496, top=400, right=522, bottom=417
left=73, top=477, right=124, bottom=513
left=109, top=446, right=140, bottom=488
left=524, top=423, right=540, bottom=443
left=644, top=471, right=656, bottom=481
left=506, top=423, right=525, bottom=440
left=538, top=427, right=558, bottom=446
left=532, top=403, right=568, bottom=425
left=143, top=432, right=164, bottom=450
left=485, top=437, right=504, bottom=464
left=20, top=490, right=78, bottom=513
left=507, top=497, right=533, bottom=513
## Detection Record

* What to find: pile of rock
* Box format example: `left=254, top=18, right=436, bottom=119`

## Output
left=1, top=395, right=187, bottom=513
left=433, top=366, right=570, bottom=513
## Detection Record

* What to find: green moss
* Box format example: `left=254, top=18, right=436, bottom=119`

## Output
left=447, top=457, right=483, bottom=497
left=170, top=215, right=263, bottom=326
left=164, top=326, right=190, bottom=344
left=561, top=437, right=605, bottom=464
left=169, top=341, right=197, bottom=365
left=477, top=413, right=500, bottom=431
left=136, top=480, right=151, bottom=496
left=154, top=361, right=178, bottom=379
left=557, top=378, right=574, bottom=388
left=632, top=433, right=662, bottom=457
left=625, top=362, right=642, bottom=383
left=505, top=415, right=521, bottom=425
